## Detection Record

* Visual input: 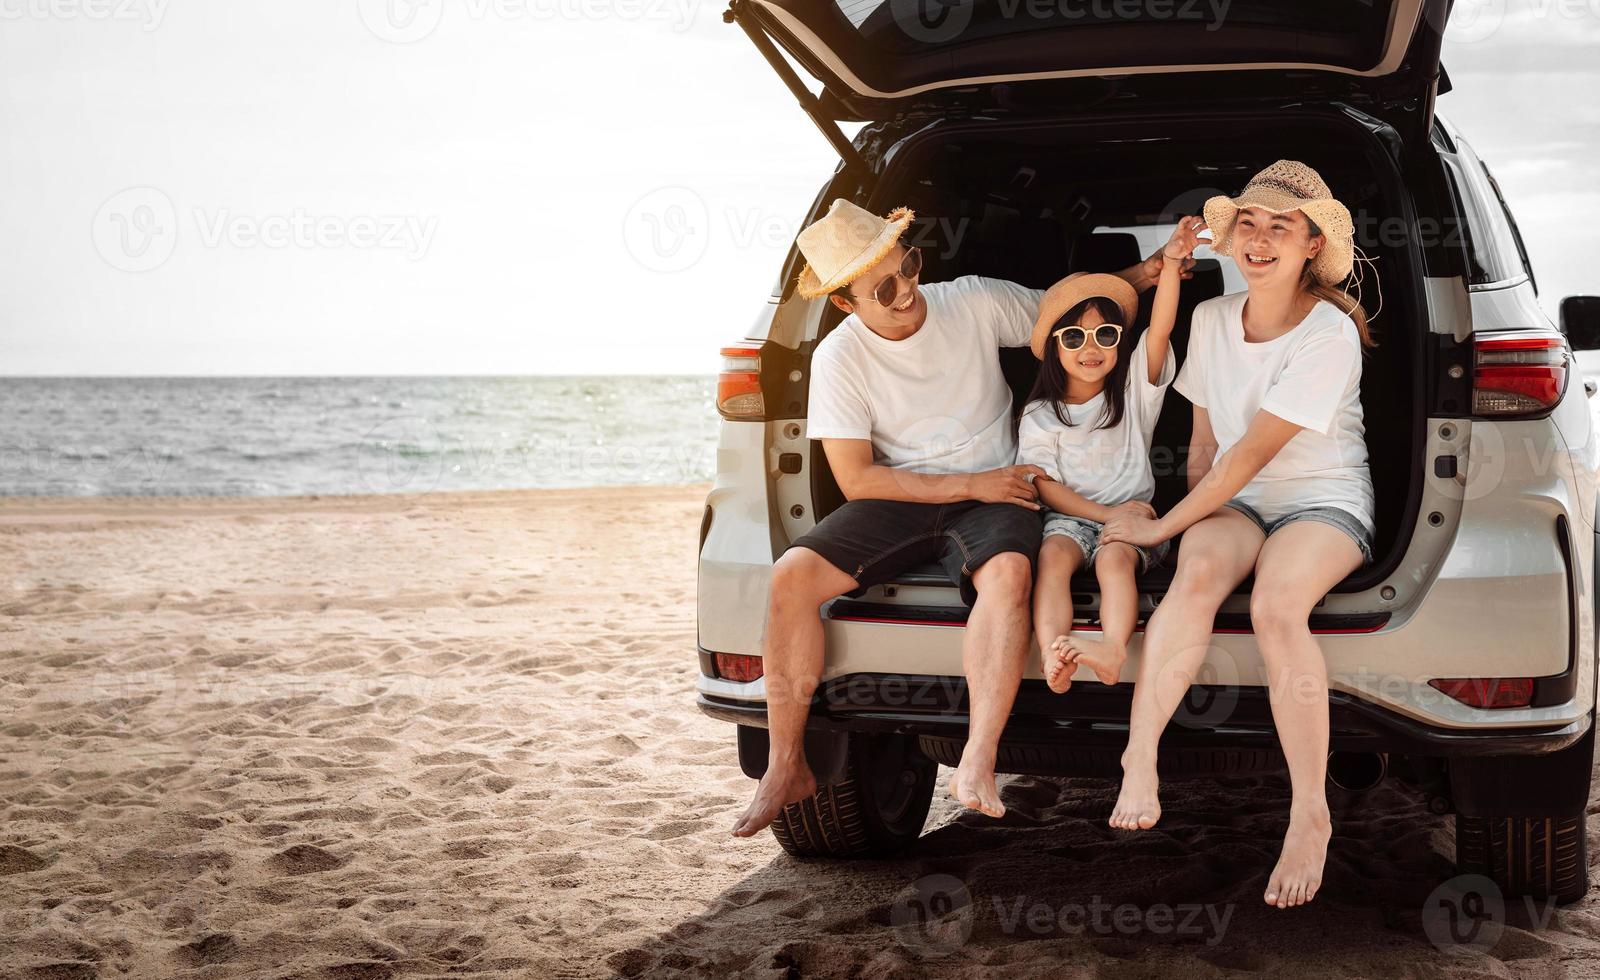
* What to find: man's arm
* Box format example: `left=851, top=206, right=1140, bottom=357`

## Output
left=823, top=438, right=1044, bottom=509
left=1118, top=248, right=1196, bottom=295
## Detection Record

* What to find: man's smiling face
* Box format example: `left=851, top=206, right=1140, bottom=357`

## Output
left=828, top=244, right=926, bottom=340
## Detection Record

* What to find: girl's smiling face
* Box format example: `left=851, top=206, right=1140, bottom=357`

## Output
left=1056, top=304, right=1121, bottom=390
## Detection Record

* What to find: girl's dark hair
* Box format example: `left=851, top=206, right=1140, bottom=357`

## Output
left=1021, top=296, right=1132, bottom=433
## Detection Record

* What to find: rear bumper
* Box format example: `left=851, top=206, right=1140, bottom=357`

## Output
left=696, top=674, right=1593, bottom=759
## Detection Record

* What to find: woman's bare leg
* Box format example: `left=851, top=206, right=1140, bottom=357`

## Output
left=1033, top=536, right=1085, bottom=693
left=1110, top=508, right=1264, bottom=830
left=1249, top=521, right=1364, bottom=908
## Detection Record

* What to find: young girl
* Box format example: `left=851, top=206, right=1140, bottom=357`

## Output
left=1099, top=161, right=1377, bottom=910
left=1019, top=217, right=1204, bottom=693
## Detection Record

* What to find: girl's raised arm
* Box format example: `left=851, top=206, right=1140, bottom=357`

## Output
left=1146, top=216, right=1206, bottom=385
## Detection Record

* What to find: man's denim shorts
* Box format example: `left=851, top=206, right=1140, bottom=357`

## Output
left=1042, top=511, right=1169, bottom=573
left=1222, top=499, right=1375, bottom=566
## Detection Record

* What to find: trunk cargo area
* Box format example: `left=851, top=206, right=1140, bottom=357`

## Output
left=805, top=111, right=1425, bottom=601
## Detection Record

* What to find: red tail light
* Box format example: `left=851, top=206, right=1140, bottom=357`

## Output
left=713, top=653, right=764, bottom=682
left=717, top=346, right=765, bottom=420
left=1472, top=333, right=1568, bottom=417
left=1428, top=677, right=1535, bottom=709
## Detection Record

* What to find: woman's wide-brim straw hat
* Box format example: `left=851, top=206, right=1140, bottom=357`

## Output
left=1203, top=159, right=1355, bottom=286
left=1029, top=272, right=1139, bottom=359
left=795, top=199, right=915, bottom=299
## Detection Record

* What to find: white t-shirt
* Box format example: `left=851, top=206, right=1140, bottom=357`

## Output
left=1016, top=330, right=1175, bottom=508
left=807, top=276, right=1044, bottom=474
left=1173, top=291, right=1374, bottom=532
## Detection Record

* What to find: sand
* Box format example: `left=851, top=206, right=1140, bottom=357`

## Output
left=3, top=485, right=1599, bottom=979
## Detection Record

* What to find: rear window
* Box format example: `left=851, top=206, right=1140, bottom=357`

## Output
left=1439, top=139, right=1531, bottom=287
left=1099, top=222, right=1247, bottom=294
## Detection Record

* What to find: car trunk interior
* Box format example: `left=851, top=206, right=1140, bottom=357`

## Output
left=806, top=111, right=1424, bottom=603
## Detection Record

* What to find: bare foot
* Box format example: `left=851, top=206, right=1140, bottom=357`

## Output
left=1109, top=754, right=1161, bottom=830
left=1042, top=634, right=1076, bottom=693
left=731, top=762, right=817, bottom=837
left=1060, top=634, right=1126, bottom=686
left=1264, top=804, right=1332, bottom=908
left=948, top=750, right=1006, bottom=818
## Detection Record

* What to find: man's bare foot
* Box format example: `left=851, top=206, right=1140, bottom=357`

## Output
left=1060, top=634, right=1126, bottom=686
left=731, top=762, right=817, bottom=837
left=1042, top=634, right=1076, bottom=693
left=1109, top=754, right=1161, bottom=830
left=948, top=750, right=1006, bottom=818
left=1263, top=804, right=1332, bottom=908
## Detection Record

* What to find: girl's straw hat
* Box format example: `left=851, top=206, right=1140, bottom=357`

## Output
left=1202, top=160, right=1355, bottom=286
left=1029, top=272, right=1139, bottom=359
left=795, top=199, right=915, bottom=299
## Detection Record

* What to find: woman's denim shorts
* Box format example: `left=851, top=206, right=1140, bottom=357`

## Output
left=1222, top=499, right=1375, bottom=566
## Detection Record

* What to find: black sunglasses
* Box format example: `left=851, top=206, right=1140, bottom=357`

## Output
left=864, top=246, right=923, bottom=307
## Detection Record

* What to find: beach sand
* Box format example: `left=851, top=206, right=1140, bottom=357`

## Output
left=3, top=485, right=1599, bottom=978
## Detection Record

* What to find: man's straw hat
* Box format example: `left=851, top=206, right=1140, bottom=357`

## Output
left=1202, top=160, right=1355, bottom=286
left=795, top=199, right=915, bottom=299
left=1029, top=272, right=1140, bottom=359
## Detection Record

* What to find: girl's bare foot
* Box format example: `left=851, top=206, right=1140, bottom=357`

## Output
left=1042, top=634, right=1076, bottom=693
left=948, top=748, right=1006, bottom=818
left=1060, top=634, right=1126, bottom=685
left=1264, top=803, right=1332, bottom=908
left=1109, top=752, right=1162, bottom=830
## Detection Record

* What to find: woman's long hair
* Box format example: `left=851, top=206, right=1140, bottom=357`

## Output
left=1020, top=296, right=1131, bottom=433
left=1304, top=217, right=1377, bottom=349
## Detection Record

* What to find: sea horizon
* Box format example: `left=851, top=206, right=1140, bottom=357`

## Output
left=0, top=375, right=719, bottom=498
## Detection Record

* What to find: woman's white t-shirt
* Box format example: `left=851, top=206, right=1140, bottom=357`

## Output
left=1173, top=292, right=1374, bottom=533
left=806, top=276, right=1043, bottom=474
left=1016, top=330, right=1176, bottom=508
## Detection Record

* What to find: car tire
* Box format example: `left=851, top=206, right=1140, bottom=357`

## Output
left=770, top=732, right=935, bottom=858
left=1455, top=812, right=1590, bottom=904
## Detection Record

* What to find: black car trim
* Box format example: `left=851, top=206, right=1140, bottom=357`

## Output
left=698, top=673, right=1591, bottom=758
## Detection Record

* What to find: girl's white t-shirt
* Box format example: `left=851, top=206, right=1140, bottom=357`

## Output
left=1016, top=330, right=1176, bottom=508
left=806, top=276, right=1043, bottom=475
left=1173, top=291, right=1375, bottom=533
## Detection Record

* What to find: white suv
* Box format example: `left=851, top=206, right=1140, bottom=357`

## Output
left=697, top=0, right=1599, bottom=903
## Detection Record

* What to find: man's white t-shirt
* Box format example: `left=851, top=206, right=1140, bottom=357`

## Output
left=1173, top=291, right=1374, bottom=533
left=806, top=276, right=1044, bottom=474
left=1016, top=330, right=1176, bottom=508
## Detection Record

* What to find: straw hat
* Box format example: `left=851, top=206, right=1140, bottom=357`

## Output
left=1202, top=160, right=1354, bottom=286
left=795, top=199, right=915, bottom=299
left=1029, top=272, right=1140, bottom=359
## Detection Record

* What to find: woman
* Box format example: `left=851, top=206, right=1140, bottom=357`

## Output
left=1100, top=160, right=1377, bottom=910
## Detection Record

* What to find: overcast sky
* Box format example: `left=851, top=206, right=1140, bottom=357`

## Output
left=0, top=0, right=1594, bottom=376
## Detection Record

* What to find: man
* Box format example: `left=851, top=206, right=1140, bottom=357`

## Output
left=732, top=200, right=1175, bottom=837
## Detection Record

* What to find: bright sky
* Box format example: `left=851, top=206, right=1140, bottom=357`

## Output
left=0, top=0, right=1594, bottom=376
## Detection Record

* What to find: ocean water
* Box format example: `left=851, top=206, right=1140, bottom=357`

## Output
left=0, top=377, right=718, bottom=497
